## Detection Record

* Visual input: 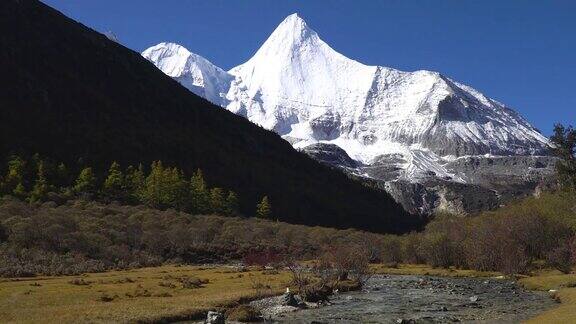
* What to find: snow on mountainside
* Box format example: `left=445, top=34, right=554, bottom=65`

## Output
left=142, top=42, right=233, bottom=106
left=142, top=13, right=550, bottom=183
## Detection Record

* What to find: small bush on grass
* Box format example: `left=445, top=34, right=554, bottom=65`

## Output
left=179, top=276, right=208, bottom=289
left=68, top=278, right=91, bottom=285
left=97, top=293, right=117, bottom=302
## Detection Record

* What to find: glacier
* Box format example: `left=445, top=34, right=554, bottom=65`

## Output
left=142, top=13, right=553, bottom=213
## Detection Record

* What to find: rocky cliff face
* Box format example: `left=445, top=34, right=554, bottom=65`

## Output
left=302, top=144, right=556, bottom=215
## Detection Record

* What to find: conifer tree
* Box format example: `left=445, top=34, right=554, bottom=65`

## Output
left=165, top=167, right=188, bottom=209
left=143, top=162, right=190, bottom=209
left=209, top=187, right=225, bottom=214
left=190, top=169, right=209, bottom=213
left=13, top=183, right=27, bottom=199
left=103, top=161, right=125, bottom=200
left=225, top=191, right=239, bottom=216
left=74, top=167, right=97, bottom=195
left=143, top=161, right=164, bottom=208
left=256, top=196, right=271, bottom=219
left=29, top=160, right=50, bottom=202
left=125, top=164, right=146, bottom=202
left=3, top=155, right=26, bottom=195
left=551, top=124, right=576, bottom=189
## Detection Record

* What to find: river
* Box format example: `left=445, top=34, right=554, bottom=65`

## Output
left=265, top=275, right=555, bottom=323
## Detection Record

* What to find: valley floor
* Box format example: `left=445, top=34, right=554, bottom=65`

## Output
left=0, top=264, right=571, bottom=323
left=0, top=265, right=290, bottom=323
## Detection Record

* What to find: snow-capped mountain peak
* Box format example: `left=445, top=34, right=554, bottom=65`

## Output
left=228, top=14, right=377, bottom=134
left=143, top=13, right=550, bottom=183
left=267, top=13, right=315, bottom=45
left=247, top=13, right=322, bottom=58
left=142, top=42, right=233, bottom=106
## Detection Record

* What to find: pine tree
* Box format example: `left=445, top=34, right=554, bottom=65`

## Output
left=551, top=124, right=576, bottom=189
left=125, top=164, right=146, bottom=203
left=143, top=161, right=164, bottom=208
left=3, top=155, right=26, bottom=196
left=103, top=161, right=125, bottom=200
left=256, top=196, right=271, bottom=219
left=74, top=167, right=97, bottom=195
left=225, top=191, right=239, bottom=216
left=209, top=187, right=225, bottom=214
left=165, top=167, right=188, bottom=209
left=13, top=183, right=27, bottom=199
left=190, top=169, right=209, bottom=213
left=29, top=160, right=50, bottom=202
left=142, top=162, right=191, bottom=209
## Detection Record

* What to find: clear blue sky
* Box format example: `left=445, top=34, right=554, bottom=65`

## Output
left=43, top=0, right=575, bottom=135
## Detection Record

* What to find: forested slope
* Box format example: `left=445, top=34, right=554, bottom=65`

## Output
left=0, top=0, right=420, bottom=233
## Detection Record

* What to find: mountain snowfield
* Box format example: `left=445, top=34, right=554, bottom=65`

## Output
left=142, top=13, right=550, bottom=183
left=142, top=42, right=233, bottom=107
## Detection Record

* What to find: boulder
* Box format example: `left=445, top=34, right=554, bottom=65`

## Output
left=206, top=311, right=224, bottom=324
left=281, top=292, right=299, bottom=307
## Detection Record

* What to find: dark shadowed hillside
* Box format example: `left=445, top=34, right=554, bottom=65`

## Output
left=0, top=0, right=421, bottom=233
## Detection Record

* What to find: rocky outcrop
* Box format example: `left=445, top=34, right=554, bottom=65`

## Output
left=381, top=179, right=500, bottom=216
left=381, top=181, right=439, bottom=215
left=301, top=143, right=359, bottom=168
left=308, top=150, right=554, bottom=215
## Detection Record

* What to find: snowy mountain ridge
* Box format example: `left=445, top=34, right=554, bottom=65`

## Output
left=142, top=13, right=550, bottom=184
left=142, top=42, right=233, bottom=107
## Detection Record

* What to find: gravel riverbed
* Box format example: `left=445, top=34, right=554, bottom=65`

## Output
left=257, top=274, right=555, bottom=323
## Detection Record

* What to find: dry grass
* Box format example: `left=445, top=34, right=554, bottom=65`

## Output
left=372, top=263, right=500, bottom=278
left=518, top=269, right=576, bottom=324
left=2, top=263, right=573, bottom=323
left=0, top=265, right=290, bottom=323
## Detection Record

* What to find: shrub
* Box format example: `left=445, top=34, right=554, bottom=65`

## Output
left=323, top=244, right=371, bottom=286
left=400, top=232, right=424, bottom=264
left=68, top=278, right=91, bottom=286
left=546, top=237, right=576, bottom=274
left=499, top=240, right=530, bottom=275
left=286, top=244, right=371, bottom=303
left=380, top=236, right=402, bottom=264
left=0, top=199, right=388, bottom=277
left=179, top=276, right=208, bottom=289
left=97, top=293, right=117, bottom=302
left=242, top=249, right=283, bottom=268
left=420, top=232, right=454, bottom=268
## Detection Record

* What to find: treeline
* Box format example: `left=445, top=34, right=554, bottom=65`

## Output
left=0, top=155, right=271, bottom=218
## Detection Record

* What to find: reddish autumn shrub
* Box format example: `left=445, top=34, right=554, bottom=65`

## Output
left=242, top=249, right=284, bottom=268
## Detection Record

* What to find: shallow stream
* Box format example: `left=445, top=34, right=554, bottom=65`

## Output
left=271, top=275, right=555, bottom=323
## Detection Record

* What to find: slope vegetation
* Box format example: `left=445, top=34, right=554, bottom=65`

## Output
left=0, top=0, right=418, bottom=233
